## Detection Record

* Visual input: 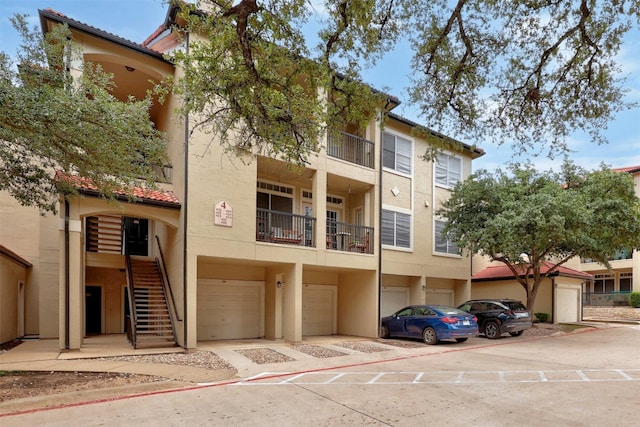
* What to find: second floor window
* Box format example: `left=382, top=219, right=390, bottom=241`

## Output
left=383, top=132, right=412, bottom=175
left=435, top=220, right=459, bottom=255
left=381, top=209, right=411, bottom=248
left=435, top=153, right=462, bottom=188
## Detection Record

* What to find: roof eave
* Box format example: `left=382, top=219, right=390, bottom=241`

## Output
left=387, top=112, right=484, bottom=158
left=38, top=9, right=170, bottom=63
left=77, top=188, right=182, bottom=210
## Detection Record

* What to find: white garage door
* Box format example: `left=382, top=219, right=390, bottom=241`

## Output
left=426, top=289, right=454, bottom=306
left=197, top=279, right=264, bottom=340
left=303, top=285, right=337, bottom=336
left=380, top=287, right=410, bottom=318
left=556, top=284, right=581, bottom=323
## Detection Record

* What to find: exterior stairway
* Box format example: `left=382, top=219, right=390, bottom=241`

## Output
left=127, top=256, right=177, bottom=348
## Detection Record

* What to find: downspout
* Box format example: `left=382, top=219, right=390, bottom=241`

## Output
left=64, top=197, right=70, bottom=350
left=377, top=101, right=390, bottom=334
left=551, top=277, right=556, bottom=324
left=182, top=30, right=190, bottom=350
left=63, top=29, right=72, bottom=351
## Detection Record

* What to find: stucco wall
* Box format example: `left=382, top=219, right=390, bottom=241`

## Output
left=0, top=256, right=26, bottom=343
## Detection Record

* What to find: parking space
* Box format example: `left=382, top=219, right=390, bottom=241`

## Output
left=240, top=368, right=640, bottom=385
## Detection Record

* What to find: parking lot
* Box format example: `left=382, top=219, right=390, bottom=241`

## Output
left=3, top=324, right=640, bottom=426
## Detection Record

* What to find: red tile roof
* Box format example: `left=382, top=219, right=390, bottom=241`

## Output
left=56, top=171, right=181, bottom=209
left=613, top=165, right=640, bottom=174
left=472, top=261, right=592, bottom=281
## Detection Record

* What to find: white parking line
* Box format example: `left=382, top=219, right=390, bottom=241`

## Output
left=235, top=369, right=640, bottom=385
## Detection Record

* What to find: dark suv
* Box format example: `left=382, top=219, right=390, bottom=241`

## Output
left=457, top=299, right=532, bottom=339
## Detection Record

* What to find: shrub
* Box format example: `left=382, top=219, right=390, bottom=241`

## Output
left=630, top=292, right=640, bottom=308
left=534, top=312, right=549, bottom=323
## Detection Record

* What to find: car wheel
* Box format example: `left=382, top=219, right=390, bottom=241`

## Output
left=484, top=321, right=501, bottom=339
left=509, top=330, right=524, bottom=337
left=422, top=327, right=438, bottom=345
left=380, top=325, right=389, bottom=339
left=455, top=338, right=468, bottom=343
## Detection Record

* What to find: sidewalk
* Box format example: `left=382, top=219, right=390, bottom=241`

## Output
left=1, top=321, right=627, bottom=386
left=0, top=334, right=420, bottom=385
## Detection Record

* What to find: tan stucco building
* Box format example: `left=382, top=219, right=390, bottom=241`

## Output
left=0, top=4, right=484, bottom=350
left=568, top=166, right=640, bottom=305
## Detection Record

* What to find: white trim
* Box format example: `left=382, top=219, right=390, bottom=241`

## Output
left=381, top=129, right=414, bottom=178
left=434, top=151, right=463, bottom=190
left=381, top=205, right=413, bottom=250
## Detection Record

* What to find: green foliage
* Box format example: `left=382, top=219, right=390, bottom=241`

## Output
left=438, top=160, right=640, bottom=310
left=534, top=313, right=549, bottom=323
left=168, top=1, right=390, bottom=165
left=0, top=15, right=167, bottom=213
left=167, top=0, right=637, bottom=163
left=630, top=292, right=640, bottom=308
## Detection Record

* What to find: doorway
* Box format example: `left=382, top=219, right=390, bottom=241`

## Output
left=124, top=217, right=149, bottom=256
left=85, top=286, right=102, bottom=336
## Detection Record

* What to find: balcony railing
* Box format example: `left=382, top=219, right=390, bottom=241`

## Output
left=581, top=248, right=633, bottom=263
left=583, top=292, right=631, bottom=306
left=151, top=164, right=173, bottom=183
left=256, top=208, right=316, bottom=247
left=326, top=221, right=374, bottom=254
left=327, top=131, right=375, bottom=168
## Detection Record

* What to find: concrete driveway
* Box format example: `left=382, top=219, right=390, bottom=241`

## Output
left=2, top=323, right=639, bottom=426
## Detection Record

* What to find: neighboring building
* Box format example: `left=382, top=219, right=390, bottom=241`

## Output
left=569, top=166, right=640, bottom=306
left=469, top=166, right=640, bottom=321
left=471, top=262, right=592, bottom=323
left=0, top=4, right=483, bottom=350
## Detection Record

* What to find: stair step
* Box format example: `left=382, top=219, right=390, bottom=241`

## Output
left=128, top=255, right=176, bottom=349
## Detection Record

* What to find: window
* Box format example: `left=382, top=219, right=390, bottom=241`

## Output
left=257, top=181, right=293, bottom=213
left=381, top=209, right=411, bottom=248
left=435, top=153, right=462, bottom=188
left=620, top=272, right=632, bottom=293
left=382, top=132, right=412, bottom=174
left=435, top=220, right=459, bottom=255
left=593, top=273, right=615, bottom=294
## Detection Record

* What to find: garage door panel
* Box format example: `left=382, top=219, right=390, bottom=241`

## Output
left=556, top=286, right=580, bottom=323
left=426, top=290, right=454, bottom=306
left=303, top=286, right=336, bottom=336
left=380, top=288, right=410, bottom=318
left=197, top=280, right=263, bottom=340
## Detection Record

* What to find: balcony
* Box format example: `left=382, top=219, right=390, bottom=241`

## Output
left=326, top=221, right=374, bottom=254
left=256, top=209, right=316, bottom=247
left=581, top=248, right=633, bottom=263
left=327, top=131, right=375, bottom=169
left=255, top=210, right=374, bottom=253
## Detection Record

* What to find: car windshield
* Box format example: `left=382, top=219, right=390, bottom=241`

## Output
left=503, top=301, right=527, bottom=311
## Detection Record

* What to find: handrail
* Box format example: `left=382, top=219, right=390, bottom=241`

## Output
left=155, top=235, right=182, bottom=322
left=124, top=252, right=138, bottom=348
left=327, top=130, right=375, bottom=168
left=326, top=220, right=374, bottom=254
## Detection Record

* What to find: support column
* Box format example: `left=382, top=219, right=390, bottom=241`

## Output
left=58, top=206, right=83, bottom=350
left=313, top=169, right=327, bottom=251
left=283, top=263, right=302, bottom=342
left=185, top=251, right=198, bottom=350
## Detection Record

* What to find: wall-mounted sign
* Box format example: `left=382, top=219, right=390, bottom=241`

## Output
left=214, top=200, right=232, bottom=227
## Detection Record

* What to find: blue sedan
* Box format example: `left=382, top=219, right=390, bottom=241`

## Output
left=380, top=305, right=479, bottom=345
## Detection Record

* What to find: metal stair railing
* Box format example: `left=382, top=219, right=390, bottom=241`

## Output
left=124, top=252, right=138, bottom=348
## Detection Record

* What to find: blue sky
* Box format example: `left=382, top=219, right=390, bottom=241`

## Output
left=2, top=0, right=639, bottom=172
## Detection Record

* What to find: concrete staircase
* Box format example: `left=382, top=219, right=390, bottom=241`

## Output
left=128, top=256, right=176, bottom=348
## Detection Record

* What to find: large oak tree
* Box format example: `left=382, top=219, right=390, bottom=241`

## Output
left=0, top=15, right=167, bottom=213
left=437, top=161, right=640, bottom=311
left=170, top=0, right=638, bottom=163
